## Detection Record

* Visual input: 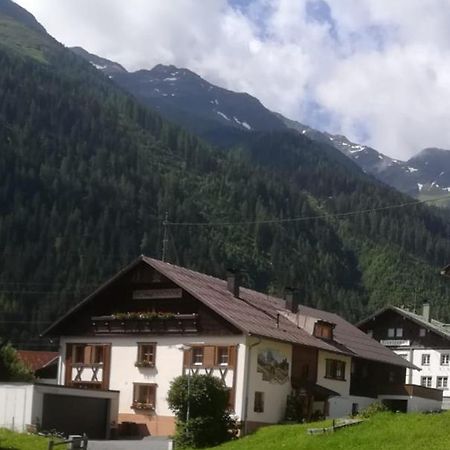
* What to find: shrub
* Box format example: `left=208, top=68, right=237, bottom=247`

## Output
left=0, top=342, right=34, bottom=382
left=167, top=374, right=237, bottom=448
left=358, top=402, right=388, bottom=418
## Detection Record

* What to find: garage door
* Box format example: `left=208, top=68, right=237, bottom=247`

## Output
left=42, top=393, right=108, bottom=439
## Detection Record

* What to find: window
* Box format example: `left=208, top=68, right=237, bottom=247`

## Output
left=419, top=328, right=426, bottom=337
left=396, top=328, right=403, bottom=338
left=254, top=391, right=264, bottom=413
left=437, top=377, right=448, bottom=389
left=72, top=344, right=104, bottom=365
left=136, top=343, right=156, bottom=367
left=388, top=328, right=395, bottom=338
left=441, top=354, right=449, bottom=366
left=216, top=347, right=229, bottom=366
left=92, top=346, right=104, bottom=364
left=421, top=354, right=430, bottom=366
left=388, top=371, right=395, bottom=383
left=314, top=322, right=333, bottom=339
left=132, top=383, right=156, bottom=410
left=192, top=347, right=204, bottom=365
left=325, top=359, right=346, bottom=380
left=421, top=376, right=432, bottom=388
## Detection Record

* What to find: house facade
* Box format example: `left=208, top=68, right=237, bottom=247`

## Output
left=43, top=257, right=441, bottom=437
left=358, top=303, right=450, bottom=409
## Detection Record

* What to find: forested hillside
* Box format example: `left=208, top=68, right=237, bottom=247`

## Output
left=1, top=2, right=450, bottom=348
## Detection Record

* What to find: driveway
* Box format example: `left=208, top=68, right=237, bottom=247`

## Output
left=88, top=436, right=172, bottom=450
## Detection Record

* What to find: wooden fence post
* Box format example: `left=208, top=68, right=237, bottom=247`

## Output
left=47, top=440, right=54, bottom=450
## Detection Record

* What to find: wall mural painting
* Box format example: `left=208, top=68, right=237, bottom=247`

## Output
left=257, top=349, right=289, bottom=384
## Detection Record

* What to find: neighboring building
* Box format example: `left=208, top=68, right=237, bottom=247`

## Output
left=358, top=303, right=450, bottom=409
left=17, top=350, right=58, bottom=383
left=42, top=256, right=440, bottom=437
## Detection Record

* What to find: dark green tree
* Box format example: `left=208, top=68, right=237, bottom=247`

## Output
left=167, top=374, right=236, bottom=448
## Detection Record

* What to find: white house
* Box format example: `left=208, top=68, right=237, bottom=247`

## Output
left=358, top=303, right=450, bottom=409
left=40, top=256, right=441, bottom=437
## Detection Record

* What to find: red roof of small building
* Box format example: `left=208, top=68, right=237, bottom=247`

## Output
left=17, top=350, right=58, bottom=372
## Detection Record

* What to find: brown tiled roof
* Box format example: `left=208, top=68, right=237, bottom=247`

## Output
left=43, top=255, right=412, bottom=369
left=17, top=350, right=58, bottom=372
left=296, top=305, right=413, bottom=369
left=145, top=257, right=412, bottom=368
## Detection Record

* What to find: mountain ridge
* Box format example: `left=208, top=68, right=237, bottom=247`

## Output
left=71, top=46, right=450, bottom=205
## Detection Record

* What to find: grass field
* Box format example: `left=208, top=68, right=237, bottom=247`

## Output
left=0, top=428, right=52, bottom=450
left=205, top=412, right=450, bottom=450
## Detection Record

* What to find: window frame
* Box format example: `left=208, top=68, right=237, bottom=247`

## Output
left=325, top=359, right=346, bottom=381
left=440, top=354, right=449, bottom=366
left=192, top=346, right=204, bottom=366
left=136, top=342, right=156, bottom=368
left=254, top=391, right=264, bottom=413
left=437, top=376, right=448, bottom=389
left=132, top=383, right=157, bottom=410
left=216, top=346, right=229, bottom=366
left=387, top=328, right=395, bottom=338
left=421, top=354, right=430, bottom=366
left=420, top=376, right=432, bottom=388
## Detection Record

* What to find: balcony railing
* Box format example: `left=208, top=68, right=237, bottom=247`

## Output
left=91, top=313, right=199, bottom=334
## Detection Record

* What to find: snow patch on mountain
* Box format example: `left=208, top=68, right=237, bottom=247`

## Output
left=90, top=61, right=107, bottom=70
left=216, top=111, right=230, bottom=121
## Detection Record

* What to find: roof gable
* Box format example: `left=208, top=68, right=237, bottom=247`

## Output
left=44, top=256, right=411, bottom=368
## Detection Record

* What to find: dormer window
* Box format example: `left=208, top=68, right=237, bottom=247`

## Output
left=313, top=321, right=334, bottom=340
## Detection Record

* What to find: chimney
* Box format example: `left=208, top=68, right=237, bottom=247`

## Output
left=422, top=302, right=431, bottom=322
left=285, top=288, right=297, bottom=313
left=226, top=269, right=240, bottom=298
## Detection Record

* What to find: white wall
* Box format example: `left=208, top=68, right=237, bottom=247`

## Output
left=244, top=338, right=292, bottom=425
left=316, top=351, right=351, bottom=396
left=377, top=394, right=442, bottom=413
left=0, top=383, right=34, bottom=432
left=328, top=395, right=375, bottom=418
left=59, top=335, right=245, bottom=418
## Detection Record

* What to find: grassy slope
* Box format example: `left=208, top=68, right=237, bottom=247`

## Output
left=0, top=428, right=52, bottom=450
left=207, top=412, right=450, bottom=450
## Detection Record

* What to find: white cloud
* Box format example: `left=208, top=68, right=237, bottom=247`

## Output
left=15, top=0, right=450, bottom=160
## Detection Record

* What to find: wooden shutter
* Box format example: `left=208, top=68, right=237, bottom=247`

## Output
left=65, top=344, right=73, bottom=386
left=183, top=348, right=192, bottom=368
left=228, top=346, right=237, bottom=369
left=204, top=346, right=215, bottom=367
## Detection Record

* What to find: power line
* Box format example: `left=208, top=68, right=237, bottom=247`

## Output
left=166, top=194, right=450, bottom=228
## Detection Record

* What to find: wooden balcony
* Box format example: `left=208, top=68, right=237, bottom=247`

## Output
left=378, top=384, right=443, bottom=401
left=91, top=313, right=199, bottom=334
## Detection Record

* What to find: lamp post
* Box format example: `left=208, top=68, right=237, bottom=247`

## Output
left=178, top=344, right=192, bottom=424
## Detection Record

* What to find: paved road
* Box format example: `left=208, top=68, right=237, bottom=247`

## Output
left=89, top=437, right=172, bottom=450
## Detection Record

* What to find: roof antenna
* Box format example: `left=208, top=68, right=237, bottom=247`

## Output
left=162, top=211, right=169, bottom=262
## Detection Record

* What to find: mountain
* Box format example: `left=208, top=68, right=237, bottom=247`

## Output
left=70, top=48, right=287, bottom=146
left=74, top=48, right=450, bottom=205
left=1, top=1, right=450, bottom=349
left=0, top=0, right=46, bottom=33
left=280, top=117, right=450, bottom=205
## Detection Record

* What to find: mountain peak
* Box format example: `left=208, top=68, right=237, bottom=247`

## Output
left=70, top=47, right=128, bottom=75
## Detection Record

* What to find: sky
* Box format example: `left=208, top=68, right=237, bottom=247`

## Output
left=15, top=0, right=450, bottom=160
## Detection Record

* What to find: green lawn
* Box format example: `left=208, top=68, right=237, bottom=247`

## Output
left=206, top=412, right=450, bottom=450
left=0, top=428, right=51, bottom=450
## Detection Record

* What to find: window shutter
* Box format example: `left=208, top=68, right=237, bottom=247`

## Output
left=228, top=346, right=237, bottom=368
left=204, top=346, right=215, bottom=367
left=84, top=345, right=92, bottom=364
left=183, top=349, right=192, bottom=368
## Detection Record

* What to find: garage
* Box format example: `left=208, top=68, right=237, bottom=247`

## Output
left=42, top=393, right=109, bottom=439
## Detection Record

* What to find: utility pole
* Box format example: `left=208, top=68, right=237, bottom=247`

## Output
left=162, top=211, right=169, bottom=262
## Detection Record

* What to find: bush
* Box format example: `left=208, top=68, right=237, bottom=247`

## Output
left=358, top=402, right=388, bottom=418
left=167, top=374, right=237, bottom=448
left=0, top=342, right=34, bottom=382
